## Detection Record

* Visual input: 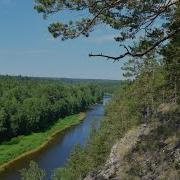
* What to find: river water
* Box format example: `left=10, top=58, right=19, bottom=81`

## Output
left=0, top=96, right=110, bottom=180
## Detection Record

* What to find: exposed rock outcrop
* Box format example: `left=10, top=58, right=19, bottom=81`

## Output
left=84, top=123, right=154, bottom=180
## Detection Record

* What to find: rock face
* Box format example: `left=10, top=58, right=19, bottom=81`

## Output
left=84, top=124, right=153, bottom=180
left=85, top=105, right=180, bottom=180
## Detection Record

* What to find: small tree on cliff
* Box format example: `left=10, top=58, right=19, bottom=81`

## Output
left=20, top=161, right=46, bottom=180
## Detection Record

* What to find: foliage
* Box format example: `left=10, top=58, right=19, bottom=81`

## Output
left=51, top=18, right=180, bottom=179
left=19, top=1, right=180, bottom=180
left=20, top=161, right=46, bottom=180
left=0, top=114, right=84, bottom=166
left=122, top=107, right=180, bottom=179
left=0, top=75, right=103, bottom=143
left=52, top=71, right=161, bottom=179
left=34, top=0, right=180, bottom=61
left=161, top=15, right=180, bottom=103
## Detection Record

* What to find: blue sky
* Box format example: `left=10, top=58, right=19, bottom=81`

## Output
left=0, top=0, right=126, bottom=80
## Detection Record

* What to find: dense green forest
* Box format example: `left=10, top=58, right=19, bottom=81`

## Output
left=20, top=1, right=180, bottom=179
left=0, top=75, right=104, bottom=143
left=0, top=0, right=177, bottom=179
left=50, top=27, right=179, bottom=179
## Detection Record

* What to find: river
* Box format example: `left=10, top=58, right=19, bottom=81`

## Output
left=0, top=96, right=110, bottom=180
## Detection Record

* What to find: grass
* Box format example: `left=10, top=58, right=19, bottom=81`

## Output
left=0, top=113, right=86, bottom=172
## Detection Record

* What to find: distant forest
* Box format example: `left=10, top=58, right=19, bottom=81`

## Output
left=0, top=75, right=119, bottom=143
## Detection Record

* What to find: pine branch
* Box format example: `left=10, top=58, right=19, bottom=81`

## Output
left=89, top=27, right=180, bottom=61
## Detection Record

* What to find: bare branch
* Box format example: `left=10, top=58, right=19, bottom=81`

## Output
left=89, top=27, right=180, bottom=61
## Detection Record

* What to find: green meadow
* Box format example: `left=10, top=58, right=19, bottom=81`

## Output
left=0, top=113, right=85, bottom=169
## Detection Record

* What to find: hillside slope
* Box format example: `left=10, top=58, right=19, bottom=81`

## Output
left=85, top=104, right=180, bottom=180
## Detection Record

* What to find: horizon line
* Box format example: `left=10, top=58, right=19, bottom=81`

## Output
left=0, top=73, right=122, bottom=81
